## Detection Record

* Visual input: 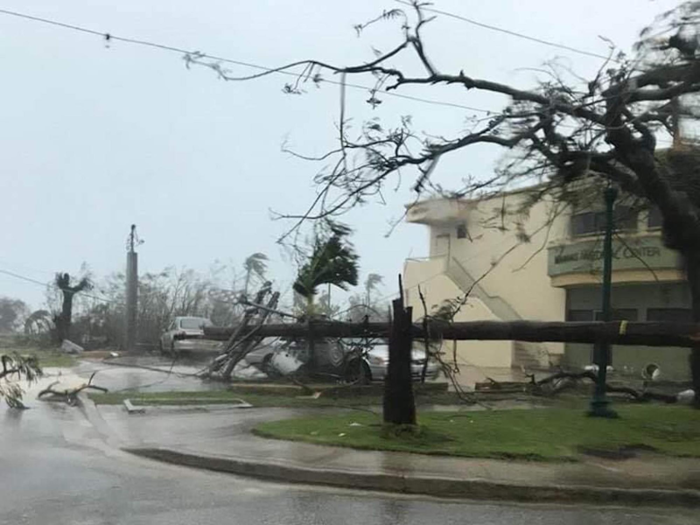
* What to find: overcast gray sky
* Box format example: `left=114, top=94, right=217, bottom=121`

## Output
left=0, top=0, right=680, bottom=310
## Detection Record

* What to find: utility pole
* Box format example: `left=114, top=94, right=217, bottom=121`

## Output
left=589, top=186, right=619, bottom=418
left=125, top=224, right=141, bottom=353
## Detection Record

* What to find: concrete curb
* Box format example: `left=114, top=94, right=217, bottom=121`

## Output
left=125, top=447, right=700, bottom=508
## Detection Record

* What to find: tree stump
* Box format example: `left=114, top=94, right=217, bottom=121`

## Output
left=383, top=295, right=416, bottom=426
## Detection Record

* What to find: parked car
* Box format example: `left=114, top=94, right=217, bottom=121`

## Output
left=244, top=339, right=344, bottom=377
left=159, top=316, right=221, bottom=355
left=363, top=341, right=441, bottom=382
left=246, top=338, right=440, bottom=383
left=245, top=342, right=284, bottom=374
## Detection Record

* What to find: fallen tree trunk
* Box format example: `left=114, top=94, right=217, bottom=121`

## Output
left=203, top=320, right=700, bottom=348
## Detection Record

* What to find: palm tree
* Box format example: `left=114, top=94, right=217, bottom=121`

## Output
left=243, top=253, right=268, bottom=296
left=364, top=273, right=383, bottom=311
left=293, top=223, right=359, bottom=369
left=54, top=272, right=93, bottom=342
left=24, top=309, right=53, bottom=335
left=293, top=223, right=359, bottom=318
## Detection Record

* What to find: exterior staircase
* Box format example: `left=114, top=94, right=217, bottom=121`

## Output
left=513, top=341, right=550, bottom=370
left=444, top=257, right=551, bottom=370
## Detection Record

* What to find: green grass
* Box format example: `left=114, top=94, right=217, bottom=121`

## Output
left=3, top=350, right=78, bottom=368
left=254, top=405, right=700, bottom=461
left=33, top=352, right=77, bottom=368
left=1, top=345, right=78, bottom=368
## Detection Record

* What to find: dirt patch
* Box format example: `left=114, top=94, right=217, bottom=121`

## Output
left=578, top=444, right=660, bottom=460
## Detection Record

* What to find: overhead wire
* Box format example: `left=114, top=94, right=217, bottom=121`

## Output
left=0, top=7, right=495, bottom=115
left=0, top=267, right=115, bottom=304
left=395, top=0, right=621, bottom=63
left=0, top=7, right=656, bottom=318
left=0, top=6, right=642, bottom=133
left=0, top=259, right=55, bottom=277
left=0, top=268, right=50, bottom=288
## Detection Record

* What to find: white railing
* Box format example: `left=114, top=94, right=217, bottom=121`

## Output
left=446, top=256, right=551, bottom=369
left=445, top=257, right=521, bottom=321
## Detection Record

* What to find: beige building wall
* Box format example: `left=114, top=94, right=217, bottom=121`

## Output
left=404, top=186, right=687, bottom=378
left=404, top=260, right=512, bottom=368
left=404, top=190, right=569, bottom=370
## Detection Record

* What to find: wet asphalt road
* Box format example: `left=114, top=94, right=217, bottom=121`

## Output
left=0, top=364, right=697, bottom=524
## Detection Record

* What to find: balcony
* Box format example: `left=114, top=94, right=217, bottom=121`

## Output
left=406, top=198, right=470, bottom=225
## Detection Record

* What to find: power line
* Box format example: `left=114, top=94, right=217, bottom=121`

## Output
left=0, top=267, right=114, bottom=304
left=397, top=0, right=620, bottom=63
left=0, top=259, right=55, bottom=277
left=0, top=7, right=495, bottom=115
left=0, top=268, right=50, bottom=288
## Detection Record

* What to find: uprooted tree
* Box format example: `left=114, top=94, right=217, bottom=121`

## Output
left=189, top=1, right=700, bottom=406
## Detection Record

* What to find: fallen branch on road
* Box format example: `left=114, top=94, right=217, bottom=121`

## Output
left=37, top=371, right=108, bottom=406
left=527, top=371, right=678, bottom=403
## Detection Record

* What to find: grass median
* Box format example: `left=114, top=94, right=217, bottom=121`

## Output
left=1, top=348, right=77, bottom=368
left=253, top=405, right=700, bottom=461
left=34, top=352, right=78, bottom=368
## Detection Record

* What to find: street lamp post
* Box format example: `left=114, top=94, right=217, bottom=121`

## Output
left=588, top=185, right=619, bottom=418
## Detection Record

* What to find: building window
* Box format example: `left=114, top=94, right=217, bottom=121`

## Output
left=571, top=206, right=638, bottom=236
left=570, top=212, right=597, bottom=236
left=647, top=308, right=693, bottom=322
left=566, top=309, right=640, bottom=323
left=648, top=207, right=663, bottom=229
left=594, top=309, right=639, bottom=322
left=456, top=223, right=467, bottom=239
left=567, top=309, right=594, bottom=321
left=616, top=206, right=638, bottom=231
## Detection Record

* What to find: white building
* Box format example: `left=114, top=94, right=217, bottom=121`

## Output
left=403, top=185, right=691, bottom=383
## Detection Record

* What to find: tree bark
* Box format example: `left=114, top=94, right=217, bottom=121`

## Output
left=604, top=98, right=700, bottom=404
left=383, top=297, right=416, bottom=426
left=203, top=320, right=700, bottom=348
left=683, top=250, right=700, bottom=407
left=57, top=291, right=74, bottom=342
left=306, top=294, right=316, bottom=368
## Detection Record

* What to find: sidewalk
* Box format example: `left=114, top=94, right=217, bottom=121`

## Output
left=80, top=400, right=700, bottom=507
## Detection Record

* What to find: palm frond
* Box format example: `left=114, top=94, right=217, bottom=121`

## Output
left=293, top=225, right=359, bottom=298
left=0, top=353, right=42, bottom=408
left=244, top=253, right=269, bottom=278
left=365, top=273, right=383, bottom=293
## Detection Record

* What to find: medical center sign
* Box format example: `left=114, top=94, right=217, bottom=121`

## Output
left=548, top=235, right=680, bottom=277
